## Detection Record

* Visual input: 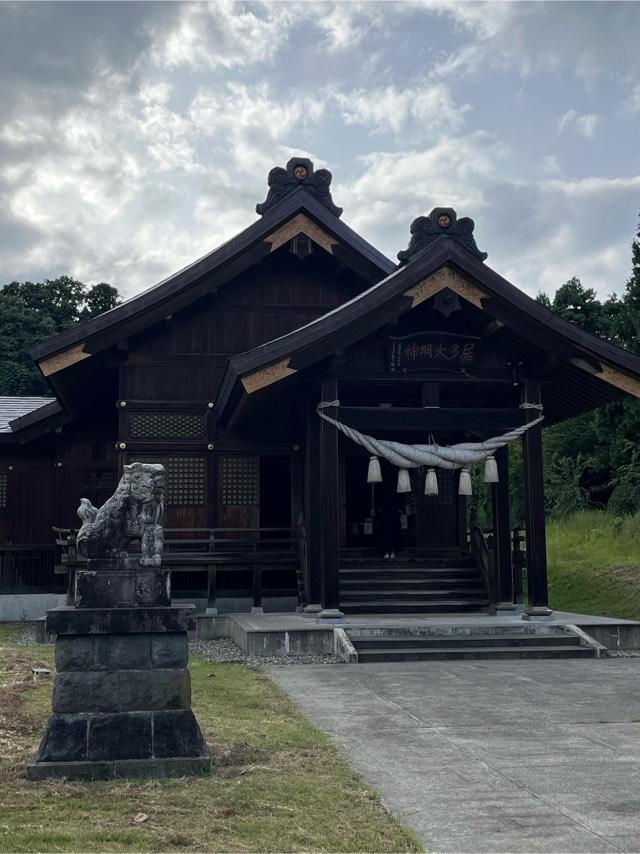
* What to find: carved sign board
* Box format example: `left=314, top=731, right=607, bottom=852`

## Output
left=390, top=332, right=481, bottom=372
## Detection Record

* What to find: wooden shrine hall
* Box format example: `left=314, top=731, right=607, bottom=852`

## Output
left=2, top=156, right=640, bottom=621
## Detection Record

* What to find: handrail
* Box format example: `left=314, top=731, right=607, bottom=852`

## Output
left=470, top=524, right=496, bottom=613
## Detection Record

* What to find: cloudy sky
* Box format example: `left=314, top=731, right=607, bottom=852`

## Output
left=1, top=1, right=639, bottom=301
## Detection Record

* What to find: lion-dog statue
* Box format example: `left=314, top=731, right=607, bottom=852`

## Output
left=77, top=462, right=165, bottom=566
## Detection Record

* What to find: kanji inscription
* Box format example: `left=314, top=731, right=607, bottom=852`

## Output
left=390, top=332, right=480, bottom=372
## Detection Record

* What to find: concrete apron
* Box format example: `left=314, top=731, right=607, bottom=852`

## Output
left=268, top=657, right=640, bottom=853
left=192, top=611, right=640, bottom=658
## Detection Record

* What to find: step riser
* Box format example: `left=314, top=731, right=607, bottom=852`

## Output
left=357, top=648, right=595, bottom=662
left=342, top=591, right=487, bottom=603
left=341, top=603, right=489, bottom=614
left=353, top=636, right=581, bottom=650
left=340, top=573, right=481, bottom=590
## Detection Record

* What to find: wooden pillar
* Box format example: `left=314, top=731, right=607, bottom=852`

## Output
left=492, top=445, right=514, bottom=609
left=303, top=405, right=323, bottom=613
left=319, top=376, right=342, bottom=618
left=521, top=382, right=551, bottom=615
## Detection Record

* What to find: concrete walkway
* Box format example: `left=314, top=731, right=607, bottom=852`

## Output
left=269, top=658, right=640, bottom=853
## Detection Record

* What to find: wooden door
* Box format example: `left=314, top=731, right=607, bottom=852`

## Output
left=414, top=468, right=461, bottom=549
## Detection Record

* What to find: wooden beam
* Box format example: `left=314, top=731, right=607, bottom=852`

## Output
left=39, top=344, right=90, bottom=377
left=521, top=382, right=550, bottom=614
left=241, top=358, right=297, bottom=394
left=320, top=377, right=340, bottom=613
left=492, top=446, right=514, bottom=606
left=339, top=406, right=528, bottom=432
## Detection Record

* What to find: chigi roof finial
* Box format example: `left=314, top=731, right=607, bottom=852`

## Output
left=398, top=208, right=487, bottom=264
left=256, top=157, right=343, bottom=218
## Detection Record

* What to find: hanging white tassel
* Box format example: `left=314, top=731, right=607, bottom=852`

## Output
left=458, top=468, right=473, bottom=496
left=424, top=468, right=439, bottom=495
left=397, top=468, right=412, bottom=493
left=367, top=455, right=382, bottom=483
left=484, top=455, right=499, bottom=483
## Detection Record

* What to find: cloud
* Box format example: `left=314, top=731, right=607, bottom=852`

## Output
left=332, top=82, right=470, bottom=135
left=430, top=1, right=640, bottom=88
left=557, top=109, right=600, bottom=138
left=148, top=1, right=294, bottom=70
left=338, top=139, right=639, bottom=300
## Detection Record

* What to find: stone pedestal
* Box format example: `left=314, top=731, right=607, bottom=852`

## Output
left=27, top=561, right=211, bottom=781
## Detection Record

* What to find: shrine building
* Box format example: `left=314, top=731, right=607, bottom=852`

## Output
left=2, top=157, right=640, bottom=622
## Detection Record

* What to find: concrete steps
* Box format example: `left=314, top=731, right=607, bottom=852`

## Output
left=346, top=626, right=599, bottom=662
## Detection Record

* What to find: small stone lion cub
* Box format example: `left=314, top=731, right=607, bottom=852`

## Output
left=77, top=462, right=165, bottom=566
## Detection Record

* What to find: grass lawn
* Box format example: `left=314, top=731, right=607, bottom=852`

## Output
left=547, top=509, right=640, bottom=620
left=0, top=624, right=421, bottom=853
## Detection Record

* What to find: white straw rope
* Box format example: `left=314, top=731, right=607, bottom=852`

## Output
left=316, top=401, right=544, bottom=470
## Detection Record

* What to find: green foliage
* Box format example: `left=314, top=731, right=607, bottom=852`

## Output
left=0, top=276, right=120, bottom=395
left=547, top=509, right=640, bottom=620
left=544, top=454, right=589, bottom=518
left=535, top=215, right=640, bottom=517
left=607, top=443, right=640, bottom=516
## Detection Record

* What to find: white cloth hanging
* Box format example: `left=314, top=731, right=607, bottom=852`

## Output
left=316, top=400, right=543, bottom=471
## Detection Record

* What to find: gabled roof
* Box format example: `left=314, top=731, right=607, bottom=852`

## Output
left=214, top=214, right=640, bottom=426
left=30, top=163, right=394, bottom=381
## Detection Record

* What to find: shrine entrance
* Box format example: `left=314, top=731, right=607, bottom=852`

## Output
left=343, top=455, right=464, bottom=552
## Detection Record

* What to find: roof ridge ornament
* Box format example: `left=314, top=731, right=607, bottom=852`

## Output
left=256, top=157, right=343, bottom=218
left=398, top=207, right=487, bottom=265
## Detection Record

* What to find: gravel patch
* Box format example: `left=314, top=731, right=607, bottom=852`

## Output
left=190, top=637, right=342, bottom=667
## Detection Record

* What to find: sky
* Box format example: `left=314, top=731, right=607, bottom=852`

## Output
left=1, top=1, right=639, bottom=301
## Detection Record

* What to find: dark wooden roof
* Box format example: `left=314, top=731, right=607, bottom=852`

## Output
left=30, top=189, right=394, bottom=367
left=215, top=233, right=640, bottom=426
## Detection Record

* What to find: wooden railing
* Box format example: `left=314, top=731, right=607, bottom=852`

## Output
left=469, top=525, right=497, bottom=613
left=0, top=545, right=62, bottom=593
left=53, top=526, right=304, bottom=610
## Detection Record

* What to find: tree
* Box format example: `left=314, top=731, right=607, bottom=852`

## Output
left=0, top=276, right=120, bottom=395
left=613, top=213, right=640, bottom=353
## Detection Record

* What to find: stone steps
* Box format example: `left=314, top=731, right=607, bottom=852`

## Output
left=346, top=627, right=598, bottom=662
left=354, top=645, right=595, bottom=662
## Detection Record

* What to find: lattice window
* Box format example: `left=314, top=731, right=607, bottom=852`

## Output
left=220, top=456, right=259, bottom=505
left=0, top=473, right=6, bottom=509
left=129, top=412, right=205, bottom=440
left=135, top=456, right=206, bottom=505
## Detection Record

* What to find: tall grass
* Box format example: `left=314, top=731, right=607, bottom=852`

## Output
left=547, top=509, right=640, bottom=620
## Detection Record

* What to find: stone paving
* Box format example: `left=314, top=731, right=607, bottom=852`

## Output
left=269, top=658, right=640, bottom=853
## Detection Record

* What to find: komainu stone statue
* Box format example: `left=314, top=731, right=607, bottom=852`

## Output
left=77, top=462, right=165, bottom=565
left=27, top=459, right=211, bottom=781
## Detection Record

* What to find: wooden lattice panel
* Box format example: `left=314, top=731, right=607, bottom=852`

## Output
left=135, top=456, right=206, bottom=506
left=129, top=412, right=205, bottom=440
left=220, top=456, right=259, bottom=505
left=0, top=473, right=6, bottom=509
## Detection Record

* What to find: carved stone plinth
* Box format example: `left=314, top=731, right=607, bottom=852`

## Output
left=28, top=569, right=211, bottom=780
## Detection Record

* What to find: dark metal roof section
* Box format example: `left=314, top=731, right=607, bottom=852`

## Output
left=398, top=208, right=487, bottom=264
left=256, top=157, right=343, bottom=218
left=0, top=397, right=55, bottom=433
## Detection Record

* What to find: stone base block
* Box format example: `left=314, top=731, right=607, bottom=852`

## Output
left=47, top=605, right=196, bottom=636
left=75, top=569, right=170, bottom=609
left=26, top=756, right=211, bottom=781
left=29, top=708, right=210, bottom=778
